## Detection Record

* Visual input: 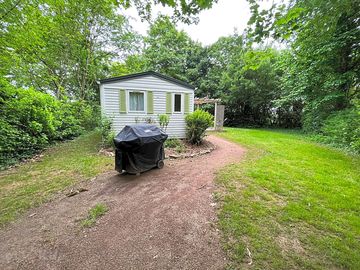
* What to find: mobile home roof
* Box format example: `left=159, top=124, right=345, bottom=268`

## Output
left=99, top=71, right=195, bottom=90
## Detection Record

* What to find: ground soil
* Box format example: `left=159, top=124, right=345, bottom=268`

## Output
left=0, top=135, right=245, bottom=270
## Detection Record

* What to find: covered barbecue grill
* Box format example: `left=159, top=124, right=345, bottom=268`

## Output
left=113, top=124, right=168, bottom=174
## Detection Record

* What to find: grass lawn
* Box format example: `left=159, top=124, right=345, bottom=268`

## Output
left=216, top=128, right=360, bottom=269
left=0, top=131, right=113, bottom=227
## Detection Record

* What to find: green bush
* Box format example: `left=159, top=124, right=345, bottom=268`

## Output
left=317, top=108, right=360, bottom=153
left=164, top=138, right=182, bottom=148
left=175, top=143, right=186, bottom=153
left=185, top=109, right=214, bottom=145
left=0, top=79, right=100, bottom=169
left=164, top=138, right=185, bottom=153
left=158, top=114, right=170, bottom=132
left=164, top=138, right=181, bottom=148
left=99, top=116, right=115, bottom=148
left=0, top=120, right=41, bottom=168
left=54, top=101, right=99, bottom=140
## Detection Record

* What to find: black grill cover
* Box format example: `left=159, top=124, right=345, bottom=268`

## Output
left=114, top=124, right=168, bottom=173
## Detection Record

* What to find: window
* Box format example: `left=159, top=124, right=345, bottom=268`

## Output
left=129, top=92, right=144, bottom=112
left=174, top=94, right=182, bottom=112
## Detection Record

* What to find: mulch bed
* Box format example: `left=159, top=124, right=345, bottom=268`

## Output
left=165, top=139, right=215, bottom=159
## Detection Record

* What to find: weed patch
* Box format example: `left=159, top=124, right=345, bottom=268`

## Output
left=81, top=203, right=108, bottom=228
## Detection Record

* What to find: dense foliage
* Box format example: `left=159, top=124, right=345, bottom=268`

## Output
left=0, top=80, right=99, bottom=169
left=1, top=0, right=359, bottom=167
left=115, top=2, right=359, bottom=152
left=1, top=1, right=214, bottom=99
left=246, top=0, right=360, bottom=151
left=185, top=110, right=213, bottom=145
left=313, top=108, right=360, bottom=152
left=122, top=17, right=303, bottom=128
left=1, top=0, right=140, bottom=100
left=0, top=0, right=215, bottom=168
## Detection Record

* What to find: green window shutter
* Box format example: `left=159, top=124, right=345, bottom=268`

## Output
left=147, top=91, right=154, bottom=114
left=184, top=93, right=190, bottom=114
left=119, top=90, right=126, bottom=113
left=166, top=92, right=172, bottom=114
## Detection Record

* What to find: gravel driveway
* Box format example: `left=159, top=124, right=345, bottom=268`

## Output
left=0, top=135, right=245, bottom=270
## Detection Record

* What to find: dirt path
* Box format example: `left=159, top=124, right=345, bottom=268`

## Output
left=0, top=135, right=245, bottom=270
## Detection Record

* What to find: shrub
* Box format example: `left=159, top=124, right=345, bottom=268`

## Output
left=164, top=138, right=185, bottom=153
left=185, top=109, right=214, bottom=145
left=317, top=108, right=360, bottom=153
left=99, top=116, right=115, bottom=148
left=164, top=138, right=182, bottom=148
left=0, top=79, right=100, bottom=169
left=0, top=120, right=40, bottom=169
left=54, top=102, right=84, bottom=140
left=158, top=114, right=170, bottom=132
left=175, top=143, right=186, bottom=153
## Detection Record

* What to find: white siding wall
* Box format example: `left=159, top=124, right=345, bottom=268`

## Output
left=100, top=75, right=194, bottom=138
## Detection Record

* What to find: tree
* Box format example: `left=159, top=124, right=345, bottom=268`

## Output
left=1, top=0, right=138, bottom=101
left=108, top=55, right=147, bottom=77
left=124, top=0, right=217, bottom=24
left=0, top=0, right=217, bottom=101
left=143, top=16, right=203, bottom=83
left=220, top=47, right=295, bottom=127
left=196, top=33, right=244, bottom=98
left=246, top=0, right=360, bottom=130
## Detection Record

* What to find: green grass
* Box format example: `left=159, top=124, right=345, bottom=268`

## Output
left=81, top=203, right=108, bottom=228
left=0, top=131, right=113, bottom=227
left=215, top=128, right=360, bottom=269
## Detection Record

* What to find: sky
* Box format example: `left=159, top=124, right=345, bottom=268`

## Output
left=123, top=0, right=274, bottom=46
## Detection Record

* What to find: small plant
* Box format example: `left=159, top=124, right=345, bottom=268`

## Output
left=144, top=117, right=155, bottom=124
left=135, top=117, right=155, bottom=124
left=164, top=138, right=185, bottom=153
left=164, top=138, right=181, bottom=148
left=175, top=143, right=185, bottom=153
left=158, top=114, right=170, bottom=132
left=81, top=203, right=108, bottom=228
left=100, top=116, right=114, bottom=148
left=185, top=109, right=214, bottom=145
left=105, top=131, right=115, bottom=149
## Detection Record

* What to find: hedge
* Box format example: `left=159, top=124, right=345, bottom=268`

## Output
left=0, top=79, right=100, bottom=169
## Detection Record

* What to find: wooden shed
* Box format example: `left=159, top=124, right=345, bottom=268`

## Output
left=99, top=71, right=195, bottom=138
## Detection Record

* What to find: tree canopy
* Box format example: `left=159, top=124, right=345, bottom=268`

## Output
left=247, top=0, right=360, bottom=131
left=0, top=0, right=216, bottom=100
left=1, top=0, right=359, bottom=161
left=0, top=0, right=217, bottom=167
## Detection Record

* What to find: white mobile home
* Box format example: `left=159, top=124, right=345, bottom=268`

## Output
left=99, top=71, right=195, bottom=138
